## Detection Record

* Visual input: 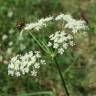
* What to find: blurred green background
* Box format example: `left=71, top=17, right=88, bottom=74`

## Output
left=0, top=0, right=96, bottom=96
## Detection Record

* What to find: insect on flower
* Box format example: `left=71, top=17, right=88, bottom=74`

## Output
left=16, top=18, right=26, bottom=31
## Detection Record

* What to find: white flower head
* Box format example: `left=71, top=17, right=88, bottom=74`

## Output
left=58, top=48, right=64, bottom=55
left=65, top=19, right=88, bottom=33
left=48, top=42, right=52, bottom=47
left=23, top=16, right=53, bottom=31
left=8, top=41, right=13, bottom=46
left=55, top=13, right=88, bottom=33
left=48, top=31, right=74, bottom=55
left=8, top=51, right=46, bottom=77
left=55, top=14, right=65, bottom=20
left=2, top=34, right=8, bottom=41
left=7, top=11, right=13, bottom=18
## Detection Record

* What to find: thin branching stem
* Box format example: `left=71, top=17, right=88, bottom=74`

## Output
left=54, top=57, right=70, bottom=96
left=29, top=32, right=69, bottom=96
left=29, top=32, right=48, bottom=53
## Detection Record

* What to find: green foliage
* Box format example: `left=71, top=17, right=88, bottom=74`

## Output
left=0, top=0, right=96, bottom=96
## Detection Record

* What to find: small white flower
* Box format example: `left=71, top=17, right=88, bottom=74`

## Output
left=40, top=60, right=46, bottom=65
left=34, top=63, right=40, bottom=69
left=8, top=41, right=13, bottom=46
left=2, top=34, right=8, bottom=41
left=58, top=48, right=64, bottom=55
left=8, top=70, right=14, bottom=76
left=53, top=43, right=59, bottom=48
left=48, top=42, right=52, bottom=47
left=69, top=41, right=74, bottom=46
left=31, top=70, right=37, bottom=76
left=35, top=51, right=41, bottom=58
left=15, top=72, right=20, bottom=77
left=7, top=11, right=13, bottom=18
left=63, top=43, right=68, bottom=49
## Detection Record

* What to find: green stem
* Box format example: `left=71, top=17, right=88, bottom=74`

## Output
left=29, top=32, right=48, bottom=53
left=54, top=57, right=70, bottom=96
left=18, top=91, right=54, bottom=96
left=29, top=32, right=69, bottom=95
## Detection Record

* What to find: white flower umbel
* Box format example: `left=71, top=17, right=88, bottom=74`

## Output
left=55, top=13, right=88, bottom=33
left=23, top=16, right=53, bottom=31
left=65, top=19, right=88, bottom=33
left=48, top=31, right=74, bottom=55
left=8, top=51, right=46, bottom=77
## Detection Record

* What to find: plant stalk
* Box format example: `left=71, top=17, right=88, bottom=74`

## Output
left=54, top=57, right=70, bottom=96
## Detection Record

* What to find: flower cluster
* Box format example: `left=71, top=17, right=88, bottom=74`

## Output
left=65, top=19, right=88, bottom=33
left=55, top=14, right=72, bottom=22
left=23, top=16, right=53, bottom=31
left=48, top=31, right=74, bottom=55
left=8, top=51, right=46, bottom=77
left=8, top=13, right=88, bottom=77
left=23, top=13, right=88, bottom=33
left=55, top=14, right=88, bottom=33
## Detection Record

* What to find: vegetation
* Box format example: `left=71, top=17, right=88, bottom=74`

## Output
left=0, top=0, right=96, bottom=96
